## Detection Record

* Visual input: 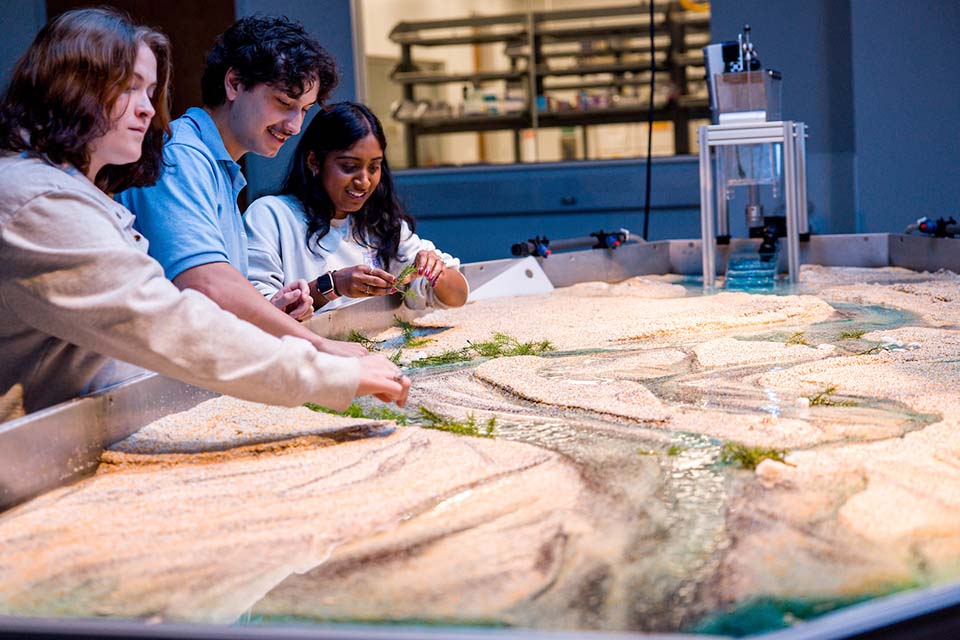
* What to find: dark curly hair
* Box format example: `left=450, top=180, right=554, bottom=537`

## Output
left=0, top=7, right=172, bottom=193
left=282, top=102, right=413, bottom=270
left=201, top=15, right=338, bottom=107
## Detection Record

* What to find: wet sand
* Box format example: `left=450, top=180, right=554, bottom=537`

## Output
left=1, top=266, right=959, bottom=634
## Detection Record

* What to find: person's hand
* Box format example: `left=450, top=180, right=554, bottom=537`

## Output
left=270, top=279, right=314, bottom=321
left=315, top=336, right=369, bottom=358
left=334, top=264, right=396, bottom=298
left=354, top=354, right=410, bottom=407
left=409, top=249, right=446, bottom=288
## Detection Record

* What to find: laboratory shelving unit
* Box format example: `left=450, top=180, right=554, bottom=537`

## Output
left=388, top=1, right=711, bottom=166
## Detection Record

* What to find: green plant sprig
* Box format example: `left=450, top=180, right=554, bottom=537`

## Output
left=305, top=402, right=495, bottom=439
left=305, top=401, right=409, bottom=425
left=347, top=330, right=382, bottom=351
left=409, top=348, right=474, bottom=368
left=415, top=406, right=495, bottom=438
left=393, top=263, right=420, bottom=301
left=786, top=332, right=809, bottom=346
left=394, top=316, right=434, bottom=349
left=468, top=332, right=555, bottom=358
left=837, top=329, right=867, bottom=340
left=806, top=386, right=857, bottom=407
left=407, top=331, right=555, bottom=368
left=720, top=442, right=794, bottom=470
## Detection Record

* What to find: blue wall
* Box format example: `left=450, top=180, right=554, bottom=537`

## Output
left=0, top=2, right=46, bottom=91
left=396, top=158, right=702, bottom=262
left=850, top=0, right=960, bottom=233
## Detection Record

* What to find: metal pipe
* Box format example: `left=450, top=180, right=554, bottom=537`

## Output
left=796, top=121, right=809, bottom=235
left=782, top=120, right=801, bottom=283
left=698, top=124, right=716, bottom=289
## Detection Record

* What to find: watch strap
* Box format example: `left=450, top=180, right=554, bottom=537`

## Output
left=330, top=269, right=341, bottom=296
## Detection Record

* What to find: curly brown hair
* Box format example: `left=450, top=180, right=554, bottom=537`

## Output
left=200, top=15, right=337, bottom=107
left=0, top=7, right=172, bottom=193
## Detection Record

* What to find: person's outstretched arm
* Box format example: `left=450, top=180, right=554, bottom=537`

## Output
left=120, top=143, right=365, bottom=358
left=1, top=185, right=408, bottom=412
left=173, top=262, right=367, bottom=357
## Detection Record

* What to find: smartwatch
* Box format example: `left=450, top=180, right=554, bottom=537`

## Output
left=315, top=270, right=339, bottom=300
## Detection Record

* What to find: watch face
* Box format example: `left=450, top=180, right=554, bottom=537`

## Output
left=317, top=272, right=335, bottom=295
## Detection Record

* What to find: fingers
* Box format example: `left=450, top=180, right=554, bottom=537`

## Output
left=344, top=265, right=395, bottom=297
left=367, top=267, right=396, bottom=284
left=270, top=288, right=301, bottom=309
left=288, top=297, right=314, bottom=321
left=320, top=338, right=369, bottom=357
left=358, top=268, right=394, bottom=297
left=415, top=251, right=445, bottom=287
left=340, top=341, right=370, bottom=357
left=271, top=279, right=314, bottom=313
left=355, top=355, right=410, bottom=406
left=428, top=262, right=445, bottom=287
left=375, top=374, right=410, bottom=407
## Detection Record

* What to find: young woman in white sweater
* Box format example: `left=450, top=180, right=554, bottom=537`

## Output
left=244, top=102, right=469, bottom=312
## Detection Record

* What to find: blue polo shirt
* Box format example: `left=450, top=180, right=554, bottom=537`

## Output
left=118, top=107, right=248, bottom=280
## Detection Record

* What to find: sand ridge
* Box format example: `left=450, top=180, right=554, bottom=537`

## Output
left=1, top=267, right=959, bottom=632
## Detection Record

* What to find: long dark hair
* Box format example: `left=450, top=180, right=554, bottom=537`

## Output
left=282, top=102, right=413, bottom=269
left=0, top=7, right=172, bottom=193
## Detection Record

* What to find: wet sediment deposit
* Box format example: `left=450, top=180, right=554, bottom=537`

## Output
left=1, top=266, right=959, bottom=635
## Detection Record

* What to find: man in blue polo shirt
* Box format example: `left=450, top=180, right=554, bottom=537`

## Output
left=119, top=15, right=364, bottom=358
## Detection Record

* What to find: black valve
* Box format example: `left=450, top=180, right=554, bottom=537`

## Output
left=917, top=216, right=958, bottom=238
left=590, top=229, right=628, bottom=250
left=758, top=223, right=780, bottom=262
left=512, top=228, right=631, bottom=258
left=511, top=235, right=551, bottom=258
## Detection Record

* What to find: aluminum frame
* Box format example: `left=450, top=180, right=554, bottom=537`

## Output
left=698, top=121, right=809, bottom=288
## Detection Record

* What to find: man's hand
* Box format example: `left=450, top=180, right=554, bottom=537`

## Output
left=270, top=279, right=314, bottom=321
left=354, top=354, right=410, bottom=407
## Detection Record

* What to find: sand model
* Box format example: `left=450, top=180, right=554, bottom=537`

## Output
left=1, top=265, right=958, bottom=635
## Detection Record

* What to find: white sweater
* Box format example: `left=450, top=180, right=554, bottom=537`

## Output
left=244, top=194, right=464, bottom=312
left=0, top=155, right=361, bottom=421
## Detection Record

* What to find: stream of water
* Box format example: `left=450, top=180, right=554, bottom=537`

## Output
left=245, top=301, right=940, bottom=635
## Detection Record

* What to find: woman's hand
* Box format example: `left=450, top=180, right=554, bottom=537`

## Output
left=315, top=336, right=369, bottom=358
left=354, top=354, right=410, bottom=407
left=270, top=278, right=314, bottom=321
left=333, top=265, right=397, bottom=298
left=409, top=249, right=446, bottom=288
